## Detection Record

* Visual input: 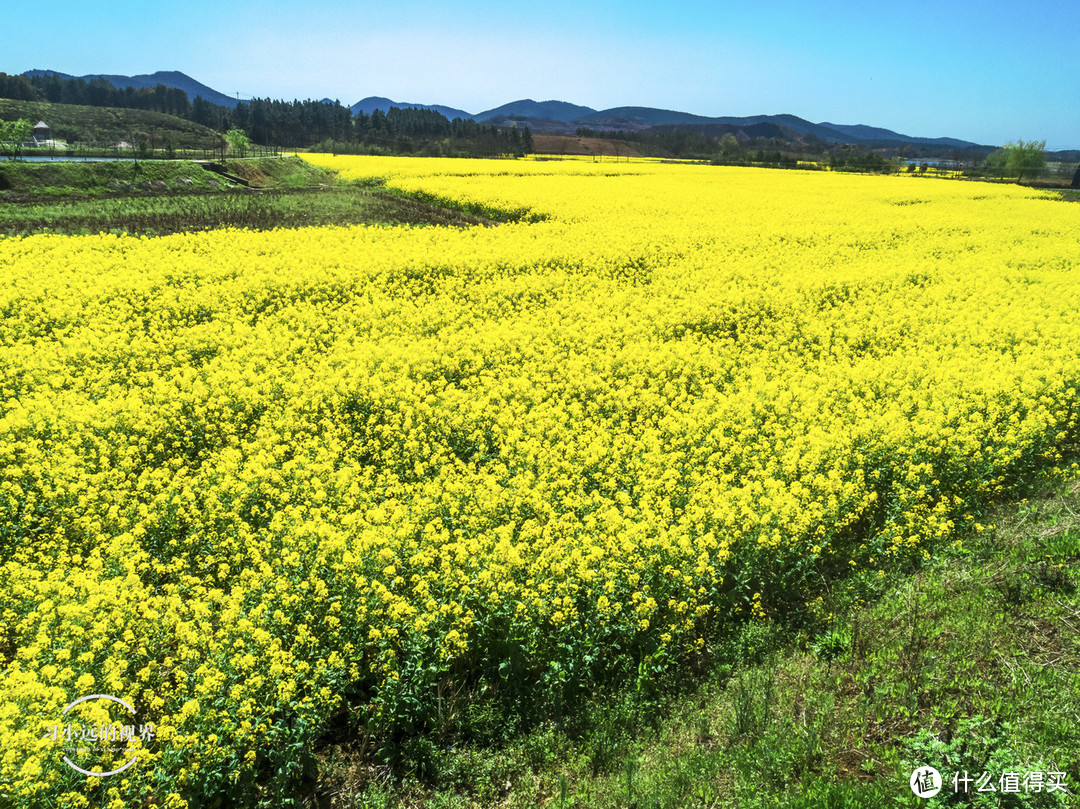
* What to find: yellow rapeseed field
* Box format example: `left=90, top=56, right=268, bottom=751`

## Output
left=2, top=155, right=1079, bottom=806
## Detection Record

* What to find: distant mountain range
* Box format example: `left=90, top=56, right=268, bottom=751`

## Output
left=350, top=96, right=473, bottom=121
left=475, top=99, right=598, bottom=123
left=24, top=69, right=243, bottom=109
left=22, top=69, right=990, bottom=150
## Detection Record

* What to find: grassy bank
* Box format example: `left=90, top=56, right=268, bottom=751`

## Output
left=0, top=157, right=514, bottom=235
left=0, top=155, right=336, bottom=200
left=0, top=98, right=221, bottom=150
left=311, top=471, right=1080, bottom=808
left=0, top=157, right=233, bottom=199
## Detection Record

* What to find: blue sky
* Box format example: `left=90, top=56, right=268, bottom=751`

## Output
left=6, top=0, right=1079, bottom=148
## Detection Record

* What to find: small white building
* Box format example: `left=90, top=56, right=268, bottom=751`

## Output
left=31, top=121, right=51, bottom=145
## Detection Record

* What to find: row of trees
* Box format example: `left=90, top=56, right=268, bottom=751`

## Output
left=574, top=126, right=746, bottom=160
left=200, top=99, right=532, bottom=157
left=574, top=122, right=1055, bottom=181
left=828, top=141, right=1051, bottom=178
left=315, top=108, right=533, bottom=157
left=984, top=140, right=1047, bottom=181
left=0, top=72, right=531, bottom=157
left=1, top=72, right=193, bottom=117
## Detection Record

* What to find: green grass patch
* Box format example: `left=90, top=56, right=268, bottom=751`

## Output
left=221, top=156, right=335, bottom=188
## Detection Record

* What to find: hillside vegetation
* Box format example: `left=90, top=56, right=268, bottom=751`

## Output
left=0, top=98, right=223, bottom=150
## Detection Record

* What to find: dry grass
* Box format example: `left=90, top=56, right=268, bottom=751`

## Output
left=531, top=135, right=642, bottom=158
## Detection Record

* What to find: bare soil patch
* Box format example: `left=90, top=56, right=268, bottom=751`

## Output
left=531, top=134, right=642, bottom=158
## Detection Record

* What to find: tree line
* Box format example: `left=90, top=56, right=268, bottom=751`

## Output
left=0, top=72, right=531, bottom=157
left=235, top=102, right=532, bottom=157
left=575, top=126, right=747, bottom=161
left=575, top=123, right=1061, bottom=182
left=575, top=124, right=894, bottom=165
left=0, top=72, right=193, bottom=117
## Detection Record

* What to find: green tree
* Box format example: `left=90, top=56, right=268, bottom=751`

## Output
left=132, top=131, right=152, bottom=160
left=986, top=139, right=1046, bottom=181
left=224, top=127, right=251, bottom=158
left=719, top=132, right=740, bottom=159
left=0, top=118, right=32, bottom=159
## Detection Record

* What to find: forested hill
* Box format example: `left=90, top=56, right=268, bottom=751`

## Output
left=22, top=69, right=240, bottom=109
left=0, top=72, right=531, bottom=157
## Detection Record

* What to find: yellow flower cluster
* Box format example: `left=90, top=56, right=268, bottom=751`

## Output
left=2, top=155, right=1079, bottom=805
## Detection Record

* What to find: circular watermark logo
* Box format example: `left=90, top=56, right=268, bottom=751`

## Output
left=44, top=694, right=154, bottom=778
left=910, top=766, right=943, bottom=798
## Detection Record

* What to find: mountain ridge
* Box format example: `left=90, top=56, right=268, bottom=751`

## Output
left=20, top=69, right=991, bottom=149
left=474, top=99, right=598, bottom=123
left=24, top=69, right=243, bottom=109
left=350, top=96, right=473, bottom=121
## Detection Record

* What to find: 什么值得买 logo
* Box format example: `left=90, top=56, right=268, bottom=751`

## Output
left=910, top=766, right=943, bottom=798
